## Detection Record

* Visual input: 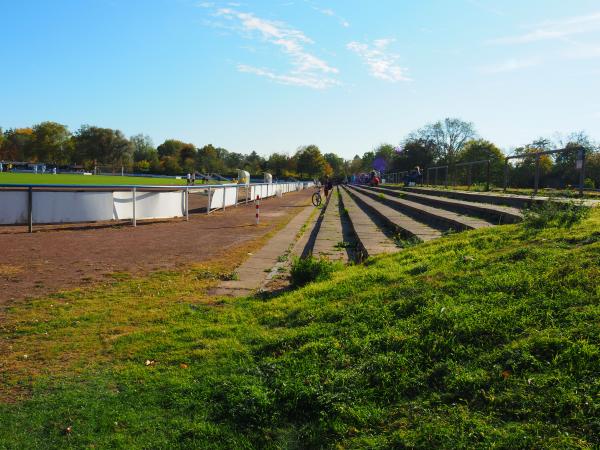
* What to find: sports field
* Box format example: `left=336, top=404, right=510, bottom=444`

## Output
left=0, top=173, right=188, bottom=186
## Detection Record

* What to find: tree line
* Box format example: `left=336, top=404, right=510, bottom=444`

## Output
left=1, top=119, right=598, bottom=187
left=0, top=122, right=337, bottom=180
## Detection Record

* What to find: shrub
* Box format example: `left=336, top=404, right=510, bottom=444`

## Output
left=584, top=177, right=595, bottom=189
left=522, top=200, right=591, bottom=229
left=290, top=256, right=337, bottom=287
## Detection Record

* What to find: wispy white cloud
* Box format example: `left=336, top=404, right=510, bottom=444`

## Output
left=489, top=11, right=600, bottom=45
left=347, top=39, right=410, bottom=82
left=237, top=64, right=338, bottom=89
left=479, top=57, right=540, bottom=74
left=211, top=7, right=340, bottom=89
left=308, top=2, right=350, bottom=28
left=482, top=11, right=600, bottom=74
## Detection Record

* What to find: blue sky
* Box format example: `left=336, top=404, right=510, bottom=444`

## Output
left=1, top=0, right=599, bottom=159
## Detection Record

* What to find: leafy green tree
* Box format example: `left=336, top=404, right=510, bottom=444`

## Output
left=324, top=152, right=346, bottom=180
left=349, top=155, right=363, bottom=174
left=224, top=150, right=245, bottom=174
left=361, top=151, right=375, bottom=171
left=157, top=139, right=185, bottom=159
left=30, top=122, right=72, bottom=165
left=510, top=140, right=554, bottom=188
left=162, top=156, right=182, bottom=175
left=409, top=118, right=476, bottom=164
left=74, top=126, right=132, bottom=169
left=457, top=139, right=505, bottom=186
left=244, top=151, right=266, bottom=175
left=395, top=138, right=437, bottom=172
left=373, top=144, right=395, bottom=172
left=552, top=132, right=598, bottom=187
left=131, top=134, right=158, bottom=162
left=197, top=144, right=223, bottom=174
left=267, top=153, right=291, bottom=178
left=296, top=145, right=327, bottom=179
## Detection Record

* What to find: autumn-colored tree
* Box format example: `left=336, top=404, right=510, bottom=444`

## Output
left=1, top=128, right=34, bottom=161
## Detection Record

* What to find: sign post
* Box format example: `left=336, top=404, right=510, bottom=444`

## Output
left=255, top=195, right=260, bottom=225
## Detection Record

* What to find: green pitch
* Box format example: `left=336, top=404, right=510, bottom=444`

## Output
left=0, top=172, right=188, bottom=186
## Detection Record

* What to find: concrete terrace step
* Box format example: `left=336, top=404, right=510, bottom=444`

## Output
left=343, top=185, right=441, bottom=242
left=337, top=186, right=398, bottom=257
left=394, top=186, right=546, bottom=209
left=350, top=185, right=493, bottom=232
left=366, top=186, right=522, bottom=224
left=311, top=189, right=350, bottom=262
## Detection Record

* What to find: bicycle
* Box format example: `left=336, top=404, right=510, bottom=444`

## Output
left=311, top=187, right=322, bottom=207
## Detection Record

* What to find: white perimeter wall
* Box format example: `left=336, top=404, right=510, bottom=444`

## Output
left=0, top=190, right=185, bottom=225
left=0, top=181, right=314, bottom=225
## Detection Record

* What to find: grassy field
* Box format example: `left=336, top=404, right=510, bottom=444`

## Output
left=1, top=206, right=599, bottom=448
left=0, top=173, right=188, bottom=186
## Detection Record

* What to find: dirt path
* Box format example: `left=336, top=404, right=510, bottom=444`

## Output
left=0, top=191, right=311, bottom=306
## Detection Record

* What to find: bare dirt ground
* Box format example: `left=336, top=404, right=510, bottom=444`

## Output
left=0, top=190, right=311, bottom=306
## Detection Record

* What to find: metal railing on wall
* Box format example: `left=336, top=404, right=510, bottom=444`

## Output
left=503, top=147, right=587, bottom=196
left=385, top=159, right=491, bottom=191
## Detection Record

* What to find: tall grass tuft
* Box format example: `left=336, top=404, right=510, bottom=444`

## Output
left=522, top=200, right=591, bottom=229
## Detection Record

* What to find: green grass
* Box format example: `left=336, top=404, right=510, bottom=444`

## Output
left=1, top=209, right=599, bottom=448
left=0, top=173, right=187, bottom=186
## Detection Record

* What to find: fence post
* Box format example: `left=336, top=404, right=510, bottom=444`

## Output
left=503, top=158, right=509, bottom=192
left=444, top=166, right=448, bottom=188
left=185, top=186, right=189, bottom=221
left=207, top=186, right=212, bottom=215
left=222, top=185, right=226, bottom=211
left=235, top=185, right=239, bottom=207
left=533, top=153, right=540, bottom=196
left=28, top=186, right=33, bottom=233
left=486, top=160, right=491, bottom=192
left=467, top=164, right=472, bottom=190
left=132, top=187, right=137, bottom=227
left=255, top=195, right=260, bottom=225
left=578, top=147, right=586, bottom=197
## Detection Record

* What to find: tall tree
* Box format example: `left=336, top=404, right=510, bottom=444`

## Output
left=131, top=134, right=158, bottom=162
left=30, top=121, right=72, bottom=164
left=373, top=144, right=395, bottom=172
left=74, top=126, right=132, bottom=169
left=267, top=153, right=290, bottom=178
left=157, top=139, right=183, bottom=158
left=361, top=151, right=375, bottom=171
left=410, top=118, right=476, bottom=164
left=1, top=128, right=34, bottom=161
left=457, top=139, right=505, bottom=186
left=395, top=138, right=437, bottom=172
left=296, top=145, right=327, bottom=179
left=244, top=150, right=266, bottom=175
left=349, top=155, right=363, bottom=174
left=324, top=152, right=345, bottom=179
left=197, top=144, right=223, bottom=174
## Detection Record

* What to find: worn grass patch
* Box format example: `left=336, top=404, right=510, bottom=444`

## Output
left=0, top=264, right=22, bottom=278
left=1, top=208, right=599, bottom=448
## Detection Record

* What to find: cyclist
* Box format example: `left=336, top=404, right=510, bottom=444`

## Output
left=321, top=177, right=330, bottom=198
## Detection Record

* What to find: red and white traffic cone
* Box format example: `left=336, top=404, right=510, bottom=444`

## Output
left=255, top=195, right=260, bottom=225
